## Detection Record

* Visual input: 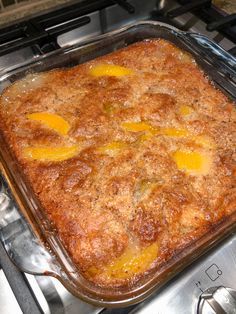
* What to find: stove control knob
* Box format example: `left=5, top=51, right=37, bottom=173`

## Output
left=198, top=286, right=236, bottom=314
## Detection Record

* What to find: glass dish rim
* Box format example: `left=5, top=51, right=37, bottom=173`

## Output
left=0, top=20, right=235, bottom=307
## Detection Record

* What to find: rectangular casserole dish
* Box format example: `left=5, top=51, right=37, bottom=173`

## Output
left=0, top=21, right=235, bottom=307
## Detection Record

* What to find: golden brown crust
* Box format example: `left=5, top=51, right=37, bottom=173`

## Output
left=0, top=39, right=235, bottom=287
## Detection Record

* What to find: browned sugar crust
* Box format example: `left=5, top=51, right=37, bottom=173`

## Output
left=0, top=39, right=235, bottom=287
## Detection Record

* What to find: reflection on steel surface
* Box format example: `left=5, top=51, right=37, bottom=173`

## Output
left=0, top=174, right=59, bottom=275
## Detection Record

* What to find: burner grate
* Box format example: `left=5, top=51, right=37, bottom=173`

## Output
left=206, top=13, right=236, bottom=31
left=167, top=0, right=212, bottom=18
left=0, top=0, right=235, bottom=57
left=0, top=0, right=27, bottom=11
left=0, top=0, right=135, bottom=56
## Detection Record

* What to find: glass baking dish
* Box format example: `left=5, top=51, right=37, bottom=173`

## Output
left=0, top=21, right=235, bottom=307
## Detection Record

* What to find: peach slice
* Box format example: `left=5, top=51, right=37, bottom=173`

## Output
left=160, top=128, right=189, bottom=137
left=102, top=242, right=158, bottom=280
left=105, top=242, right=158, bottom=279
left=121, top=121, right=158, bottom=133
left=179, top=105, right=194, bottom=116
left=27, top=112, right=70, bottom=136
left=139, top=131, right=156, bottom=143
left=23, top=145, right=79, bottom=162
left=122, top=123, right=188, bottom=140
left=123, top=122, right=159, bottom=144
left=90, top=64, right=133, bottom=77
left=173, top=150, right=211, bottom=175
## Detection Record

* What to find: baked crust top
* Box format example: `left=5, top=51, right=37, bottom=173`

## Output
left=0, top=39, right=235, bottom=287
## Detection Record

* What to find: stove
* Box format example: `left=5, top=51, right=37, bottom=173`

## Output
left=0, top=1, right=236, bottom=313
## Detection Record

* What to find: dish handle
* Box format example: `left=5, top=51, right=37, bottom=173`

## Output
left=181, top=32, right=236, bottom=72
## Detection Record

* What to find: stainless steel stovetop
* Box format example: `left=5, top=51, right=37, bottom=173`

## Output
left=0, top=1, right=235, bottom=313
left=1, top=233, right=235, bottom=314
